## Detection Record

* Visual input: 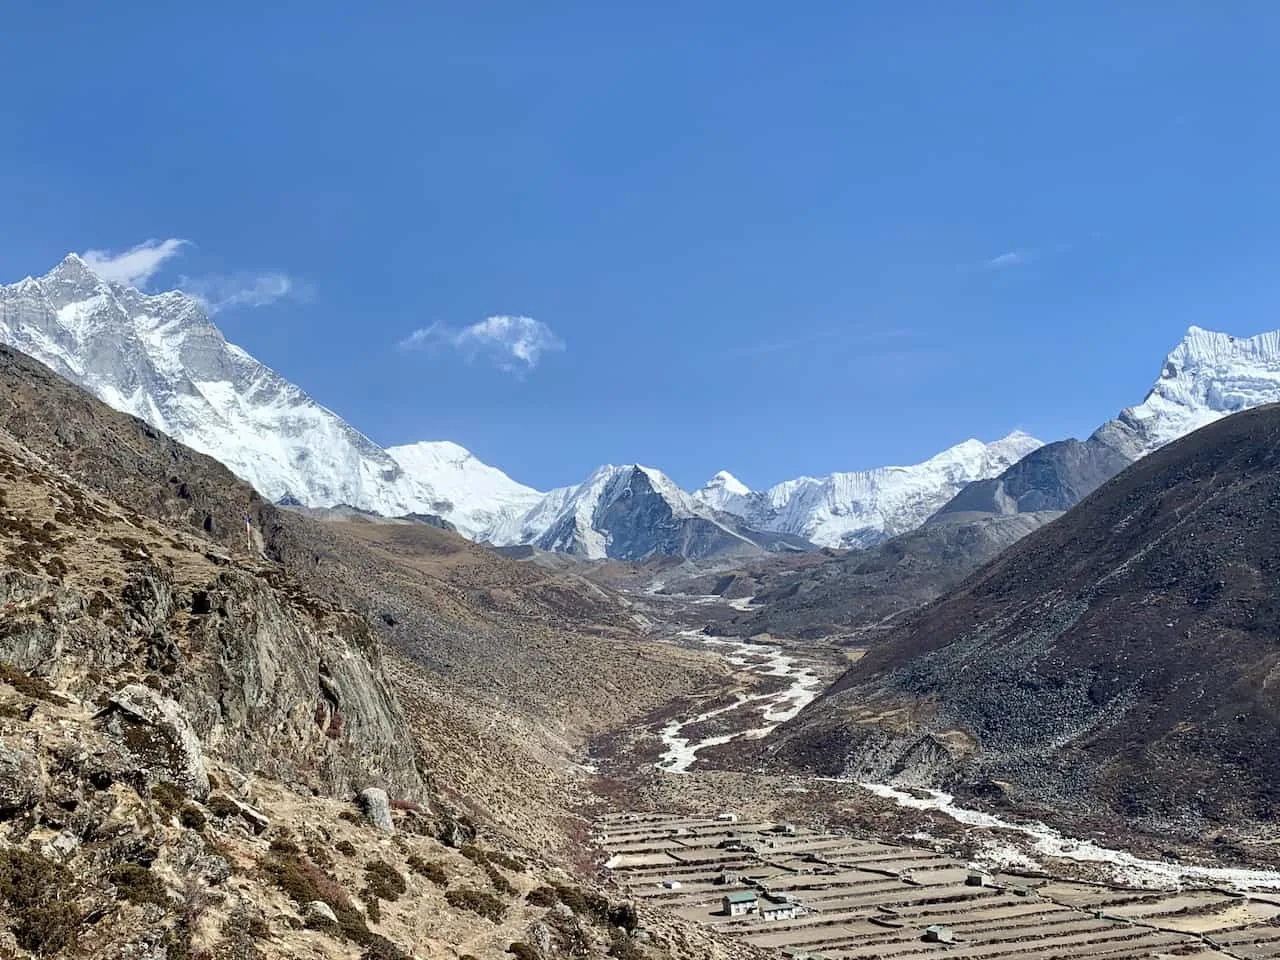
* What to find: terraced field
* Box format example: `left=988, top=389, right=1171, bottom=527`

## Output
left=595, top=813, right=1280, bottom=959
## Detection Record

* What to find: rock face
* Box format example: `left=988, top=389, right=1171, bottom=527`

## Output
left=770, top=404, right=1280, bottom=834
left=0, top=744, right=42, bottom=816
left=0, top=425, right=423, bottom=800
left=933, top=437, right=1132, bottom=518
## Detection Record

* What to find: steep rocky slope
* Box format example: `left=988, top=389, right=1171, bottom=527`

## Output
left=0, top=345, right=760, bottom=958
left=766, top=404, right=1280, bottom=845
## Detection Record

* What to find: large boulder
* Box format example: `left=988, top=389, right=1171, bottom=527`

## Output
left=101, top=685, right=210, bottom=798
left=356, top=787, right=393, bottom=832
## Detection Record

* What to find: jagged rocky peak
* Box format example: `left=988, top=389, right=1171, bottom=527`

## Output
left=484, top=462, right=775, bottom=561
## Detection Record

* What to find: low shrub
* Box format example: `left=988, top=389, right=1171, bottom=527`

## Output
left=179, top=803, right=207, bottom=831
left=406, top=855, right=448, bottom=886
left=336, top=840, right=357, bottom=857
left=488, top=850, right=525, bottom=873
left=110, top=863, right=168, bottom=906
left=260, top=846, right=374, bottom=945
left=608, top=929, right=644, bottom=960
left=553, top=883, right=609, bottom=923
left=152, top=781, right=187, bottom=813
left=0, top=848, right=80, bottom=955
left=445, top=887, right=505, bottom=923
left=364, top=860, right=406, bottom=902
left=362, top=936, right=412, bottom=960
left=526, top=885, right=557, bottom=907
left=207, top=795, right=241, bottom=819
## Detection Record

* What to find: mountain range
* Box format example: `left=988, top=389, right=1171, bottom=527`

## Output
left=5, top=255, right=1280, bottom=564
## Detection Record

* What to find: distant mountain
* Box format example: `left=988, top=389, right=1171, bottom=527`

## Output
left=386, top=440, right=543, bottom=540
left=484, top=463, right=811, bottom=561
left=693, top=432, right=1044, bottom=548
left=0, top=254, right=429, bottom=512
left=935, top=326, right=1280, bottom=521
left=767, top=403, right=1280, bottom=838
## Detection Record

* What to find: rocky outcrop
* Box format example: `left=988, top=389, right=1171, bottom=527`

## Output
left=0, top=441, right=423, bottom=801
left=0, top=743, right=42, bottom=816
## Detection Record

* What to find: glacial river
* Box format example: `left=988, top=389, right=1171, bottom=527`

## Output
left=861, top=783, right=1280, bottom=892
left=656, top=631, right=823, bottom=773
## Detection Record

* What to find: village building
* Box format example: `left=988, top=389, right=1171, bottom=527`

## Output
left=761, top=898, right=802, bottom=921
left=966, top=869, right=992, bottom=887
left=722, top=890, right=758, bottom=916
left=923, top=924, right=956, bottom=944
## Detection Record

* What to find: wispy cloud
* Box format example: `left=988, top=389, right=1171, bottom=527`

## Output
left=79, top=238, right=189, bottom=287
left=983, top=250, right=1031, bottom=270
left=78, top=238, right=300, bottom=313
left=399, top=315, right=564, bottom=373
left=178, top=271, right=303, bottom=314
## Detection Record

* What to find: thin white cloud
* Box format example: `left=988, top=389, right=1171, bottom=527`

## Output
left=179, top=271, right=301, bottom=314
left=984, top=250, right=1029, bottom=270
left=79, top=238, right=189, bottom=287
left=399, top=315, right=565, bottom=372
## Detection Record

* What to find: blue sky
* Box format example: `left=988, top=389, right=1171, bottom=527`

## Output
left=4, top=3, right=1280, bottom=491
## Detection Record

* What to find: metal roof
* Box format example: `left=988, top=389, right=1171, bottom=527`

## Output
left=724, top=891, right=758, bottom=903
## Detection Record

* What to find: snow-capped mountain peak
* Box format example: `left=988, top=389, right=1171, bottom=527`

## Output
left=482, top=462, right=765, bottom=560
left=385, top=441, right=543, bottom=539
left=1095, top=325, right=1280, bottom=459
left=695, top=431, right=1043, bottom=549
left=695, top=470, right=753, bottom=512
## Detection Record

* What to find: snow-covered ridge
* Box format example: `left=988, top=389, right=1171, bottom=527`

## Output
left=11, top=258, right=1274, bottom=562
left=695, top=431, right=1044, bottom=548
left=1097, top=325, right=1280, bottom=458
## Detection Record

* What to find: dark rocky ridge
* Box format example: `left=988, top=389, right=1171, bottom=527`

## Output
left=766, top=404, right=1280, bottom=836
left=933, top=436, right=1132, bottom=517
left=682, top=512, right=1054, bottom=640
